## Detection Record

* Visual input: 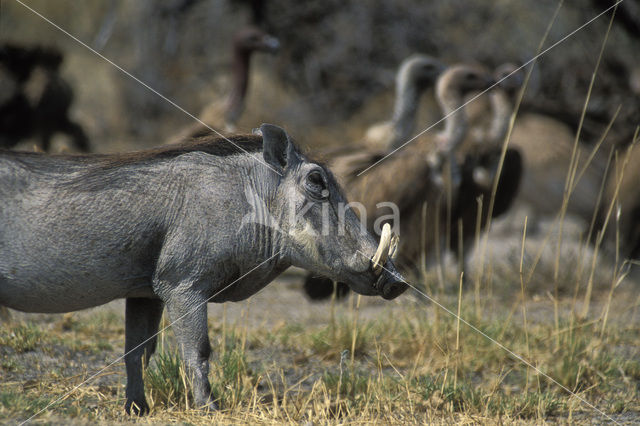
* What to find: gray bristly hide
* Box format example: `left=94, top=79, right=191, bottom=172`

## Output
left=0, top=124, right=407, bottom=415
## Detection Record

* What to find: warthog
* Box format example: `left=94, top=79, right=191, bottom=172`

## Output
left=0, top=124, right=407, bottom=415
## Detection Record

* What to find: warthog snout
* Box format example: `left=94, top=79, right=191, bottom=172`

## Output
left=376, top=261, right=407, bottom=300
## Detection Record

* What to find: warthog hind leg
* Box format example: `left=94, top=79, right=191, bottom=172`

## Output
left=124, top=297, right=164, bottom=416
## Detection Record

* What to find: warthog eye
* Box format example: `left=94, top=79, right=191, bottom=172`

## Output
left=305, top=170, right=328, bottom=200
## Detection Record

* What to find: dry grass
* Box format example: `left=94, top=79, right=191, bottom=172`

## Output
left=1, top=267, right=639, bottom=425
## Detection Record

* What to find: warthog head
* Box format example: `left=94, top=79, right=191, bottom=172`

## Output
left=256, top=124, right=408, bottom=300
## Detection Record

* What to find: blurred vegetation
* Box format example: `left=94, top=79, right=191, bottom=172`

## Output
left=1, top=0, right=638, bottom=152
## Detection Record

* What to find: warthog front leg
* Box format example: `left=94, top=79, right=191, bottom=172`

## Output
left=124, top=297, right=164, bottom=416
left=165, top=297, right=218, bottom=411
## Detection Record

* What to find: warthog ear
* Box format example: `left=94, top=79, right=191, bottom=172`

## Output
left=260, top=123, right=300, bottom=174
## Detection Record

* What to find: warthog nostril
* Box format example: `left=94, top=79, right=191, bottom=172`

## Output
left=382, top=280, right=408, bottom=300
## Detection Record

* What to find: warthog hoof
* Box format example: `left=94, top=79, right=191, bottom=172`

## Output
left=199, top=399, right=219, bottom=412
left=125, top=398, right=149, bottom=416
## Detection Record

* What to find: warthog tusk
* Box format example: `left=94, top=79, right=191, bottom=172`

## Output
left=372, top=223, right=392, bottom=275
left=389, top=233, right=399, bottom=261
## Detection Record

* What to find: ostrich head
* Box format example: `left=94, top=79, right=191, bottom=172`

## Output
left=494, top=63, right=524, bottom=97
left=397, top=54, right=446, bottom=93
left=233, top=26, right=280, bottom=55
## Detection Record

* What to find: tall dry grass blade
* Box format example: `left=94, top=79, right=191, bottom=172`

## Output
left=263, top=372, right=280, bottom=418
left=597, top=137, right=639, bottom=333
left=330, top=280, right=337, bottom=343
left=546, top=290, right=560, bottom=349
left=159, top=312, right=167, bottom=358
left=572, top=140, right=615, bottom=316
left=350, top=295, right=361, bottom=365
left=445, top=163, right=454, bottom=265
left=581, top=130, right=638, bottom=318
left=453, top=271, right=464, bottom=391
left=434, top=198, right=445, bottom=290
left=476, top=0, right=564, bottom=286
left=473, top=195, right=484, bottom=319
left=420, top=202, right=429, bottom=285
left=600, top=261, right=631, bottom=337
left=241, top=297, right=251, bottom=353
left=553, top=2, right=617, bottom=297
left=571, top=107, right=620, bottom=305
left=519, top=216, right=531, bottom=390
left=572, top=105, right=620, bottom=192
left=554, top=142, right=581, bottom=287
left=221, top=303, right=228, bottom=357
left=457, top=219, right=464, bottom=285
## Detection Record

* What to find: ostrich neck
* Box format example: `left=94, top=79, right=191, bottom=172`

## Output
left=437, top=91, right=468, bottom=151
left=225, top=48, right=251, bottom=127
left=390, top=79, right=421, bottom=144
left=487, top=90, right=512, bottom=145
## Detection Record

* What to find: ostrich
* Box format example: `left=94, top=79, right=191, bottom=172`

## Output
left=464, top=62, right=612, bottom=231
left=509, top=120, right=609, bottom=227
left=0, top=43, right=89, bottom=152
left=317, top=54, right=444, bottom=158
left=504, top=97, right=611, bottom=230
left=450, top=64, right=525, bottom=274
left=464, top=63, right=524, bottom=149
left=304, top=64, right=498, bottom=300
left=363, top=54, right=445, bottom=150
left=482, top=65, right=634, bottom=267
left=168, top=26, right=279, bottom=142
